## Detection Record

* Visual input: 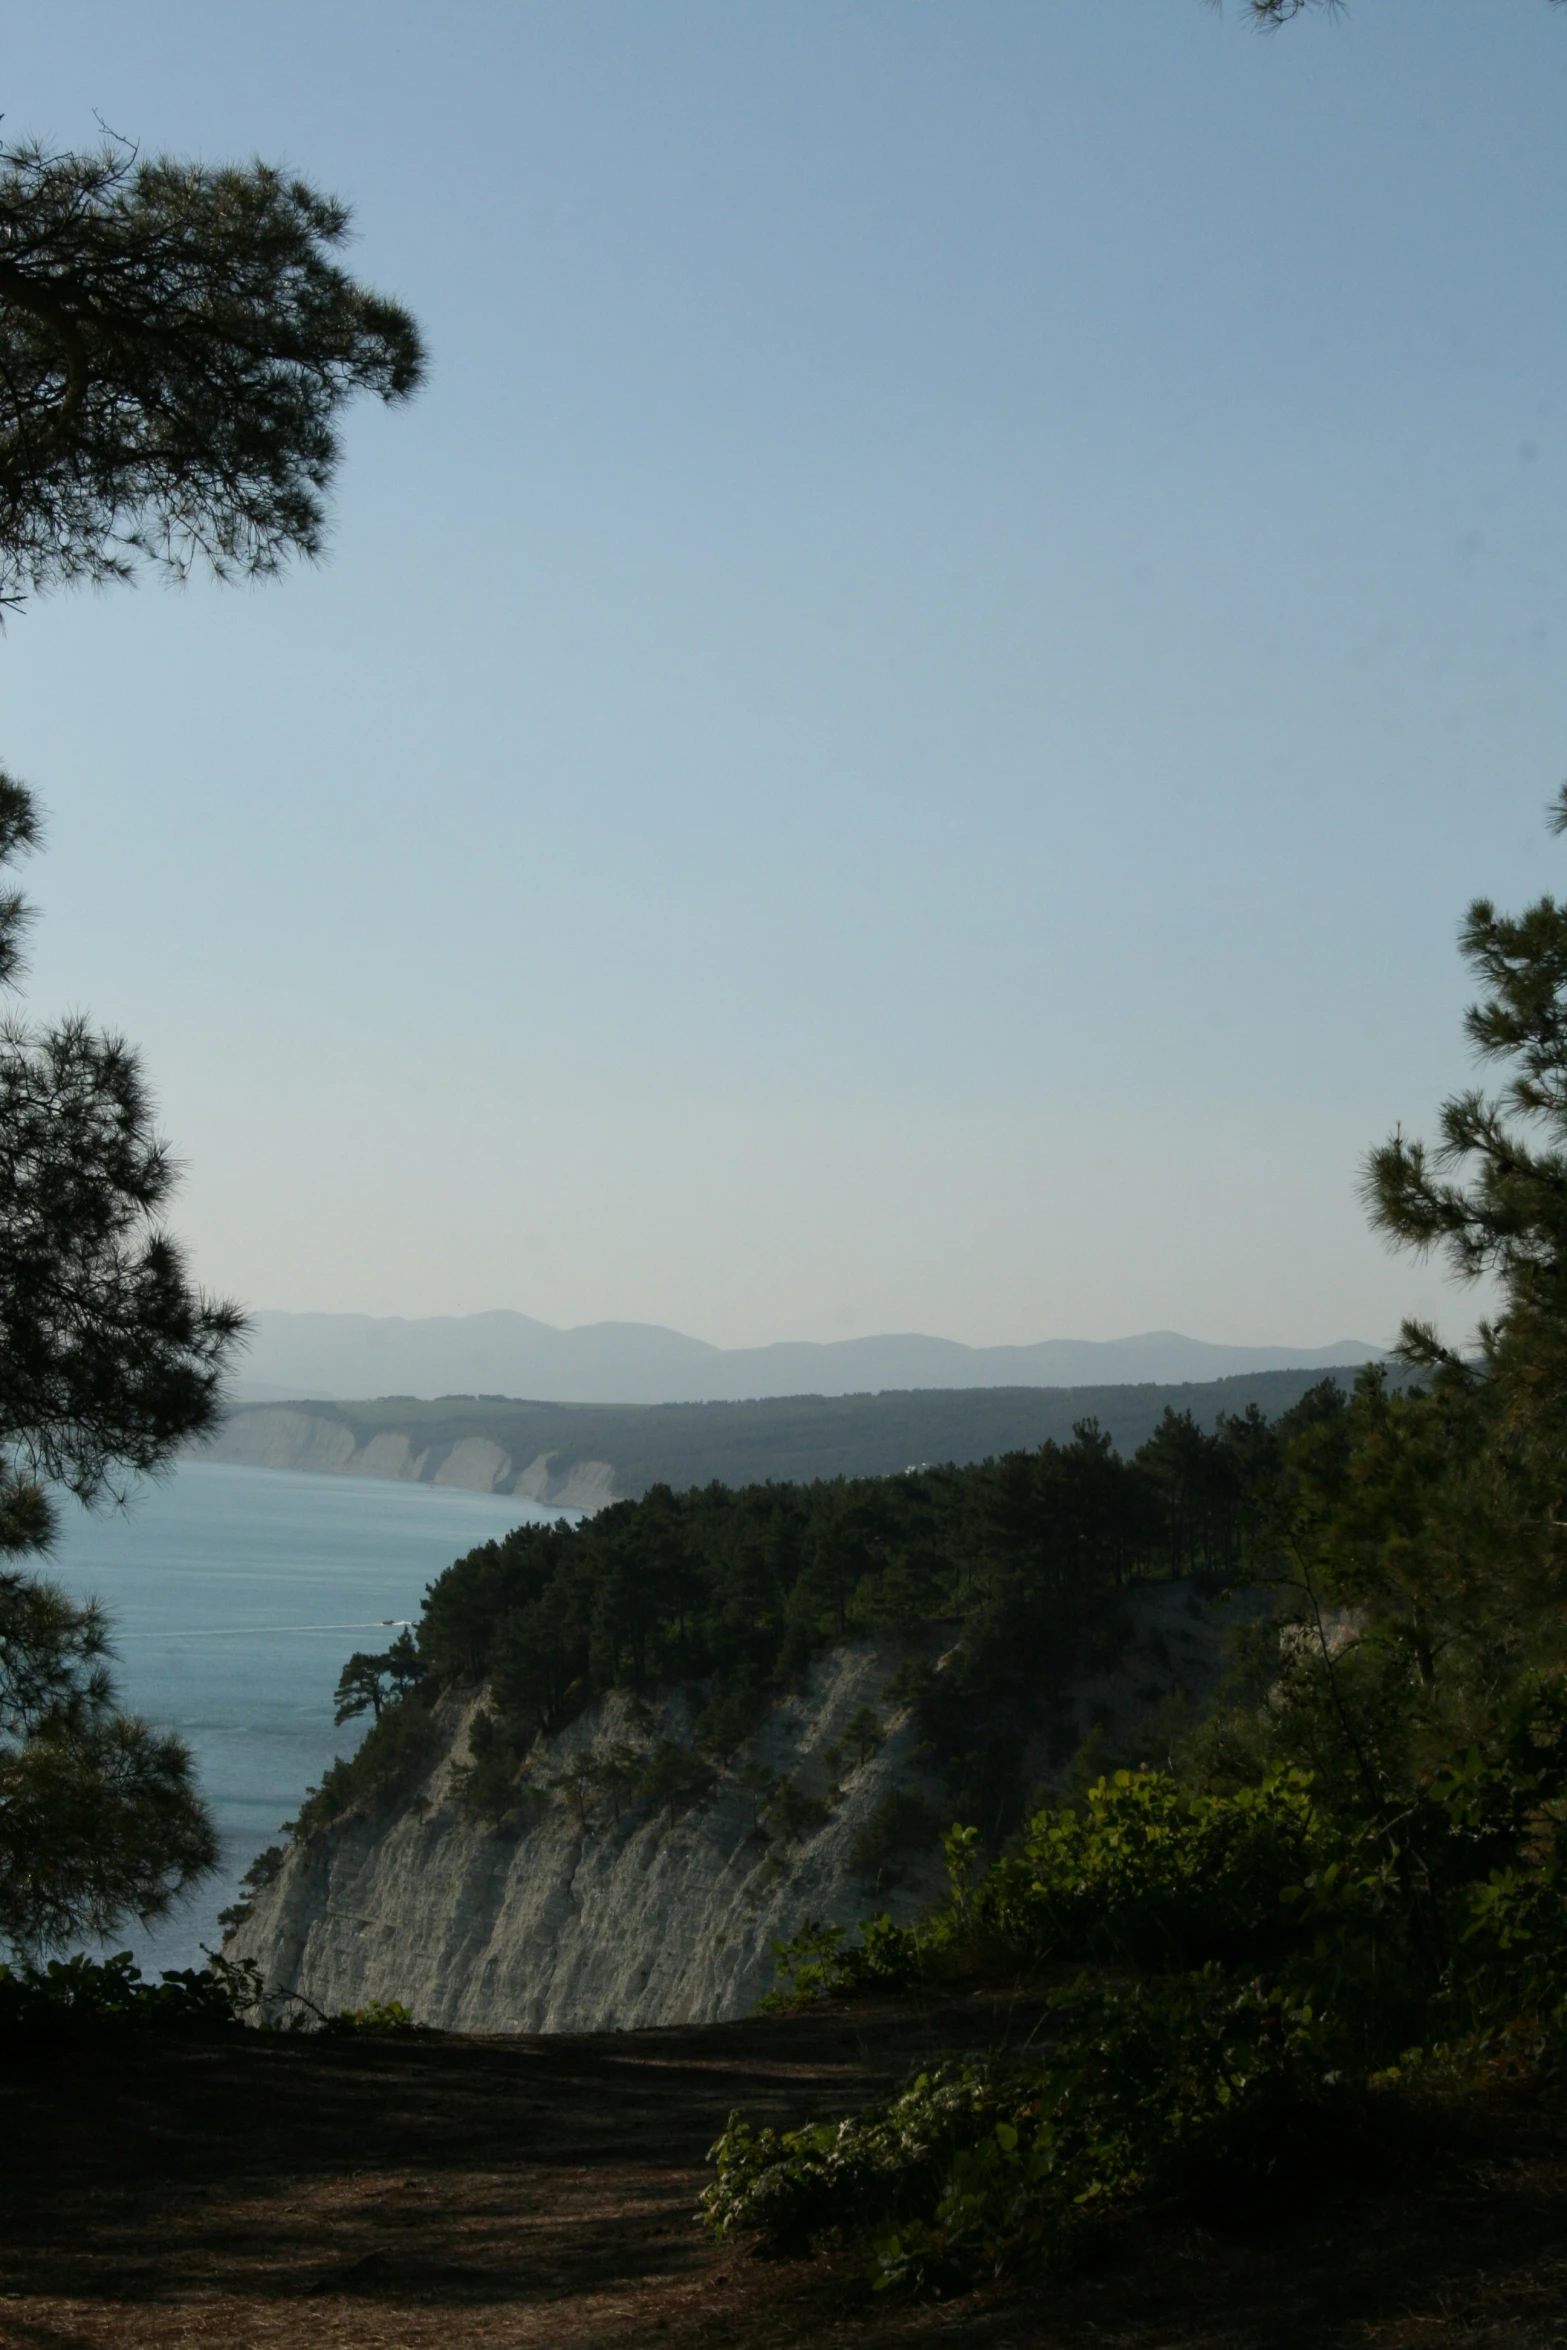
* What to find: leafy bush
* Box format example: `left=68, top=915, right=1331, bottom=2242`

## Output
left=726, top=1733, right=1567, bottom=2288
left=760, top=1914, right=920, bottom=2012
left=0, top=1948, right=426, bottom=2039
left=708, top=1969, right=1313, bottom=2285
left=962, top=1767, right=1323, bottom=1970
left=0, top=1948, right=256, bottom=2032
left=331, top=1997, right=415, bottom=2034
left=765, top=1744, right=1567, bottom=2044
left=765, top=1774, right=1327, bottom=2007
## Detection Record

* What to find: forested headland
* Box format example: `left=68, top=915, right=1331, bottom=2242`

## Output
left=272, top=791, right=1567, bottom=2302
left=287, top=1379, right=1333, bottom=1860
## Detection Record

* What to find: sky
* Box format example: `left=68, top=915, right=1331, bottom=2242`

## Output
left=3, top=0, right=1565, bottom=1353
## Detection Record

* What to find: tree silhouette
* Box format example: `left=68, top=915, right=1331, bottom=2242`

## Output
left=0, top=138, right=424, bottom=606
left=0, top=132, right=423, bottom=1951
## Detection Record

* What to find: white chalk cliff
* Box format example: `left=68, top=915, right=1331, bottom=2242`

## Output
left=202, top=1404, right=618, bottom=1511
left=225, top=1584, right=1252, bottom=2035
left=225, top=1643, right=945, bottom=2033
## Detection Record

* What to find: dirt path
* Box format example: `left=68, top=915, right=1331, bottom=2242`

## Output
left=1, top=1995, right=1564, bottom=2349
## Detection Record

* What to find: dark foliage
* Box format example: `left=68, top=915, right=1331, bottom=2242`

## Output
left=708, top=1969, right=1312, bottom=2288
left=0, top=1947, right=250, bottom=2033
left=848, top=1785, right=942, bottom=1883
left=0, top=132, right=420, bottom=1961
left=215, top=1839, right=287, bottom=1935
left=217, top=1365, right=1373, bottom=1505
left=0, top=138, right=424, bottom=605
left=0, top=1569, right=218, bottom=1950
left=0, top=770, right=242, bottom=1542
left=0, top=782, right=236, bottom=1951
left=292, top=1693, right=442, bottom=1841
left=707, top=799, right=1567, bottom=2295
left=0, top=1012, right=243, bottom=1520
left=311, top=1405, right=1308, bottom=1843
left=332, top=1628, right=429, bottom=1726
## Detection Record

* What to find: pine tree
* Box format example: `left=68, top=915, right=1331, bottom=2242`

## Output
left=0, top=785, right=236, bottom=1950
left=0, top=136, right=424, bottom=605
left=0, top=133, right=423, bottom=1951
left=1365, top=785, right=1567, bottom=1454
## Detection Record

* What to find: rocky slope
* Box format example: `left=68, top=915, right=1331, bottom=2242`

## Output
left=226, top=1642, right=945, bottom=2032
left=226, top=1583, right=1257, bottom=2034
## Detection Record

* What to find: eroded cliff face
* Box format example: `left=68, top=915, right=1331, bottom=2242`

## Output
left=203, top=1406, right=618, bottom=1509
left=227, top=1584, right=1259, bottom=2035
left=225, top=1643, right=945, bottom=2033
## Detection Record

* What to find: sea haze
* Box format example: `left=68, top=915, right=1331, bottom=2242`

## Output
left=48, top=1461, right=565, bottom=1977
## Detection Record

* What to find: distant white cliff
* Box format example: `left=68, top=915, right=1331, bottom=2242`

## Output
left=202, top=1403, right=618, bottom=1511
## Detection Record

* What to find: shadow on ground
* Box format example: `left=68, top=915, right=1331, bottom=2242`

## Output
left=1, top=1990, right=1564, bottom=2348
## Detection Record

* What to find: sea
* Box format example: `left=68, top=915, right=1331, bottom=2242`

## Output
left=44, top=1459, right=567, bottom=1975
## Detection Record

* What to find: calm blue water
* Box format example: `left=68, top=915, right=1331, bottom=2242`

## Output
left=46, top=1461, right=565, bottom=1973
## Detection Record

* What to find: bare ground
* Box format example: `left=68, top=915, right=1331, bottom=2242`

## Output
left=1, top=1990, right=1564, bottom=2350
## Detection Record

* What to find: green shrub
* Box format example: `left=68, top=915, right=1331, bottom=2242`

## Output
left=725, top=1725, right=1567, bottom=2292
left=760, top=1914, right=921, bottom=2011
left=638, top=1738, right=717, bottom=1822
left=707, top=1969, right=1314, bottom=2286
left=456, top=1706, right=528, bottom=1823
left=764, top=1774, right=1328, bottom=2008
left=761, top=1775, right=831, bottom=1846
left=0, top=1948, right=429, bottom=2040
left=849, top=1786, right=941, bottom=1883
left=330, top=1997, right=415, bottom=2034
left=0, top=1948, right=259, bottom=2033
left=963, top=1767, right=1323, bottom=1970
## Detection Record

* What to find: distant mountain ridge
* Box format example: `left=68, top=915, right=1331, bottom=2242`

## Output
left=236, top=1310, right=1382, bottom=1407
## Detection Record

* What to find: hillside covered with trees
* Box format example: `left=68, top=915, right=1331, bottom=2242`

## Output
left=295, top=1381, right=1329, bottom=1857
left=206, top=1363, right=1380, bottom=1504
left=277, top=789, right=1567, bottom=2303
left=695, top=806, right=1567, bottom=2291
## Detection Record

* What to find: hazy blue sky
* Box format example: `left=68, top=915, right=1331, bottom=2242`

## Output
left=4, top=2, right=1565, bottom=1350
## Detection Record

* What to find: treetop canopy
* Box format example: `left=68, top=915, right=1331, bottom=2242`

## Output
left=0, top=138, right=426, bottom=607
